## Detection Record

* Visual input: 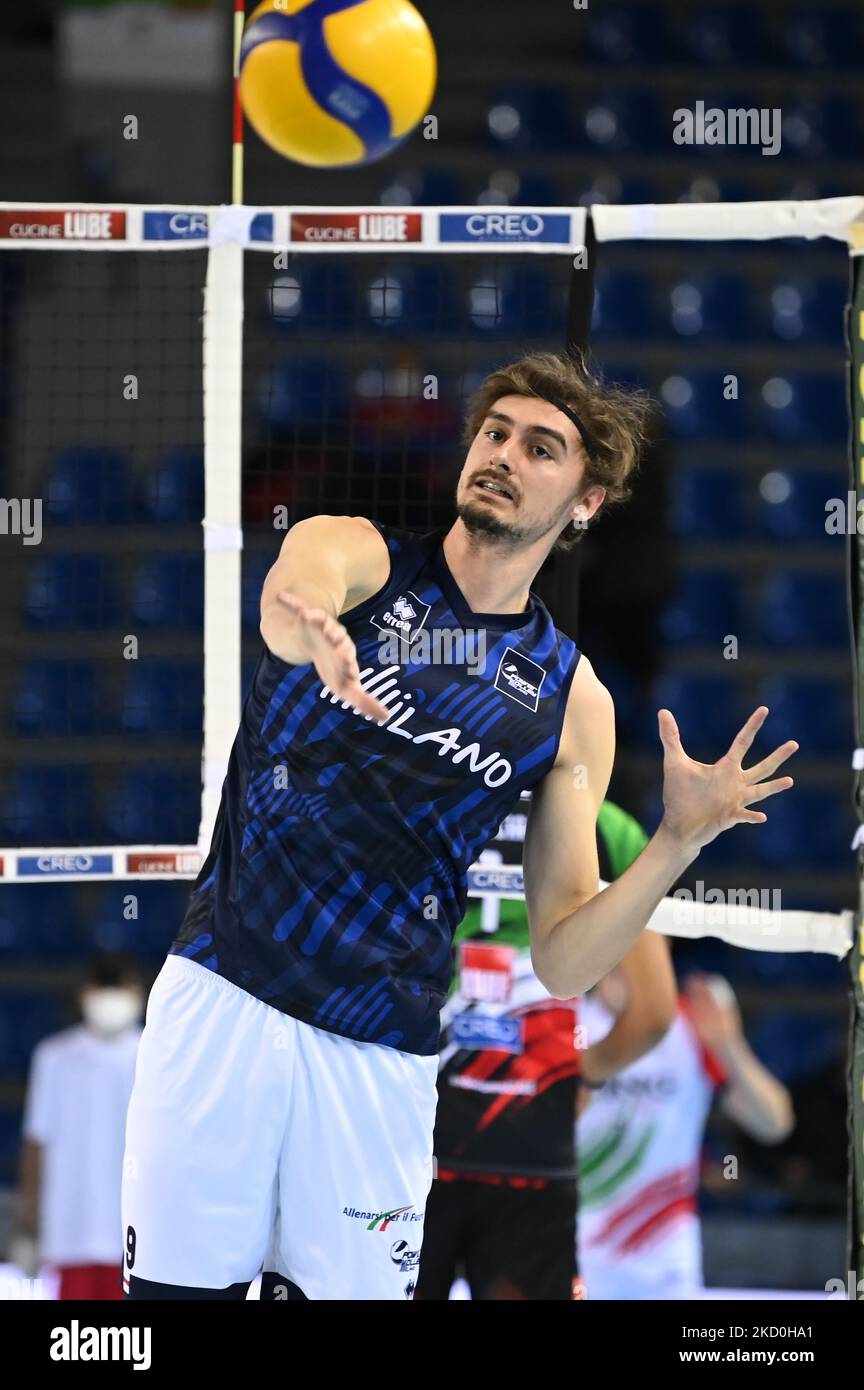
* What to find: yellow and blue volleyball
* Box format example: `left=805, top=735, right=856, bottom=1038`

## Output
left=239, top=0, right=437, bottom=168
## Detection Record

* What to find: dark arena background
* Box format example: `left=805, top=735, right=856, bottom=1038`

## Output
left=0, top=0, right=862, bottom=1347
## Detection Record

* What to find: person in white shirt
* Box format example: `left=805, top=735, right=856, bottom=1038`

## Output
left=577, top=968, right=794, bottom=1300
left=10, top=953, right=144, bottom=1300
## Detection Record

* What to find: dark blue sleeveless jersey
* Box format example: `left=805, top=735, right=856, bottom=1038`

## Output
left=171, top=524, right=581, bottom=1055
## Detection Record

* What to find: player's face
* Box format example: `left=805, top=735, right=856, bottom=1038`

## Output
left=455, top=395, right=604, bottom=545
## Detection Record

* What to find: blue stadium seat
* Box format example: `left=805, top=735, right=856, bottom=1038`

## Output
left=1, top=885, right=91, bottom=961
left=577, top=90, right=664, bottom=155
left=661, top=571, right=744, bottom=645
left=674, top=173, right=760, bottom=203
left=755, top=468, right=841, bottom=544
left=120, top=661, right=202, bottom=736
left=679, top=6, right=772, bottom=66
left=380, top=169, right=465, bottom=205
left=465, top=265, right=551, bottom=337
left=0, top=768, right=94, bottom=844
left=756, top=571, right=847, bottom=648
left=781, top=96, right=861, bottom=161
left=660, top=371, right=746, bottom=440
left=129, top=555, right=203, bottom=628
left=0, top=994, right=70, bottom=1078
left=12, top=660, right=103, bottom=737
left=267, top=263, right=355, bottom=334
left=0, top=1107, right=22, bottom=1184
left=746, top=948, right=846, bottom=988
left=747, top=1011, right=843, bottom=1083
left=44, top=448, right=131, bottom=526
left=578, top=172, right=658, bottom=206
left=24, top=556, right=120, bottom=630
left=139, top=449, right=203, bottom=523
left=584, top=4, right=673, bottom=64
left=242, top=552, right=272, bottom=632
left=664, top=273, right=752, bottom=341
left=361, top=265, right=460, bottom=338
left=0, top=888, right=34, bottom=956
left=486, top=85, right=574, bottom=152
left=669, top=466, right=747, bottom=540
left=755, top=372, right=847, bottom=444
left=258, top=359, right=351, bottom=430
left=780, top=6, right=862, bottom=70
left=91, top=882, right=188, bottom=958
left=103, top=768, right=199, bottom=844
left=762, top=276, right=847, bottom=345
left=753, top=789, right=851, bottom=869
left=591, top=270, right=656, bottom=340
left=755, top=676, right=851, bottom=757
left=639, top=673, right=748, bottom=754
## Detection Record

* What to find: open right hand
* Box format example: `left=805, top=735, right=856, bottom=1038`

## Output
left=276, top=592, right=390, bottom=722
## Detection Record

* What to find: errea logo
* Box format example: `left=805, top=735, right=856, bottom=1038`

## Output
left=368, top=591, right=430, bottom=643
left=494, top=648, right=546, bottom=712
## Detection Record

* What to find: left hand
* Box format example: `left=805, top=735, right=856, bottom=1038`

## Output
left=658, top=705, right=797, bottom=852
left=682, top=972, right=742, bottom=1052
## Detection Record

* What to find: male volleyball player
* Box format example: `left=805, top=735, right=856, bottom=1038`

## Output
left=121, top=352, right=797, bottom=1300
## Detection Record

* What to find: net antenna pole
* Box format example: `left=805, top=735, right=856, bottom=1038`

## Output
left=198, top=4, right=247, bottom=849
left=232, top=0, right=246, bottom=205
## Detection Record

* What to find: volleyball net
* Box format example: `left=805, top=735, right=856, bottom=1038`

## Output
left=1, top=191, right=862, bottom=1269
left=0, top=193, right=861, bottom=911
left=0, top=196, right=858, bottom=931
left=0, top=197, right=859, bottom=938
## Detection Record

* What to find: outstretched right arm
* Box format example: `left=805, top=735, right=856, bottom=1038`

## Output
left=259, top=515, right=391, bottom=719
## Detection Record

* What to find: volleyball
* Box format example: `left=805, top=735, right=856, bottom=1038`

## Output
left=238, top=0, right=437, bottom=169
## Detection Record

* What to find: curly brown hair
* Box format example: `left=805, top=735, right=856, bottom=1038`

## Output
left=460, top=350, right=656, bottom=550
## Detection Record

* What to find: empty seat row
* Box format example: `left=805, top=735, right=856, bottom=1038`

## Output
left=487, top=85, right=863, bottom=159
left=0, top=766, right=200, bottom=844
left=582, top=3, right=864, bottom=72
left=11, top=660, right=203, bottom=737
left=670, top=466, right=849, bottom=542
left=633, top=673, right=851, bottom=756
left=660, top=570, right=848, bottom=647
left=0, top=882, right=192, bottom=964
left=24, top=554, right=203, bottom=629
left=43, top=448, right=202, bottom=525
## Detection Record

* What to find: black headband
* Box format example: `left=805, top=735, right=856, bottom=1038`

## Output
left=530, top=390, right=600, bottom=462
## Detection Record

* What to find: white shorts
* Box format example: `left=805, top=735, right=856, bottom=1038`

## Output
left=122, top=954, right=438, bottom=1300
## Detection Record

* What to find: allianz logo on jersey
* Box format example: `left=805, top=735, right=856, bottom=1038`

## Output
left=494, top=648, right=547, bottom=712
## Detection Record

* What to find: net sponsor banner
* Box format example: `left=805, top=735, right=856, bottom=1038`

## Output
left=289, top=210, right=424, bottom=245
left=16, top=852, right=116, bottom=878
left=126, top=851, right=203, bottom=876
left=0, top=848, right=203, bottom=881
left=143, top=210, right=274, bottom=243
left=0, top=209, right=126, bottom=242
left=438, top=210, right=574, bottom=246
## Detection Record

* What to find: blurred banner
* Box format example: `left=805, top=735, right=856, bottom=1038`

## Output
left=58, top=1, right=225, bottom=88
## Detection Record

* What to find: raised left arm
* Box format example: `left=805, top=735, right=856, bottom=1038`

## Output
left=525, top=669, right=796, bottom=999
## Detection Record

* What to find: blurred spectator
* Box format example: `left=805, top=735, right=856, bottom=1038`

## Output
left=9, top=953, right=144, bottom=1300
left=578, top=971, right=794, bottom=1299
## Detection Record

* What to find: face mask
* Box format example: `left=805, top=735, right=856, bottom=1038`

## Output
left=82, top=988, right=140, bottom=1036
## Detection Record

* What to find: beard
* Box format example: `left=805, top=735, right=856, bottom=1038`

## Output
left=456, top=492, right=571, bottom=548
left=456, top=496, right=534, bottom=545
